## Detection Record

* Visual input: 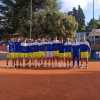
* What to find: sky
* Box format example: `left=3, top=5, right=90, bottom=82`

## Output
left=61, top=0, right=100, bottom=23
left=0, top=0, right=100, bottom=23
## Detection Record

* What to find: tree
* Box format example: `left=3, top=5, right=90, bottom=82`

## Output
left=2, top=0, right=59, bottom=35
left=86, top=19, right=100, bottom=32
left=77, top=5, right=85, bottom=32
left=0, top=0, right=17, bottom=33
left=1, top=0, right=78, bottom=39
left=62, top=15, right=78, bottom=38
left=0, top=1, right=7, bottom=31
left=68, top=5, right=85, bottom=32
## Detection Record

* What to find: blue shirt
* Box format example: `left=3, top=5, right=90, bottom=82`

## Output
left=80, top=42, right=91, bottom=52
left=32, top=42, right=39, bottom=52
left=59, top=43, right=64, bottom=53
left=52, top=41, right=61, bottom=51
left=72, top=42, right=80, bottom=57
left=8, top=40, right=15, bottom=52
left=14, top=42, right=21, bottom=52
left=46, top=42, right=53, bottom=51
left=64, top=42, right=72, bottom=52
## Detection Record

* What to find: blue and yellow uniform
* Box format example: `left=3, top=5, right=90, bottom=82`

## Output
left=45, top=41, right=53, bottom=58
left=7, top=40, right=15, bottom=59
left=80, top=42, right=91, bottom=59
left=32, top=42, right=39, bottom=59
left=58, top=42, right=64, bottom=58
left=52, top=40, right=60, bottom=58
left=39, top=42, right=46, bottom=58
left=20, top=42, right=28, bottom=58
left=64, top=42, right=72, bottom=59
left=41, top=41, right=48, bottom=58
left=37, top=42, right=44, bottom=59
left=72, top=42, right=80, bottom=66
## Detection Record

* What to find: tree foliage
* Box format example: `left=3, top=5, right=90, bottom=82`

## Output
left=61, top=15, right=78, bottom=38
left=86, top=19, right=100, bottom=32
left=68, top=5, right=85, bottom=32
left=1, top=0, right=78, bottom=39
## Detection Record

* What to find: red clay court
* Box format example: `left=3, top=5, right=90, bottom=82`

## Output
left=0, top=61, right=99, bottom=100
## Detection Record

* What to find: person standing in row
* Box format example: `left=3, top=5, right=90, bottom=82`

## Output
left=72, top=40, right=80, bottom=68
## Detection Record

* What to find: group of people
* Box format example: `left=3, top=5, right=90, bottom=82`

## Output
left=6, top=37, right=91, bottom=69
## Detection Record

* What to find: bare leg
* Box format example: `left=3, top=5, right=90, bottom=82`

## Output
left=6, top=58, right=9, bottom=66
